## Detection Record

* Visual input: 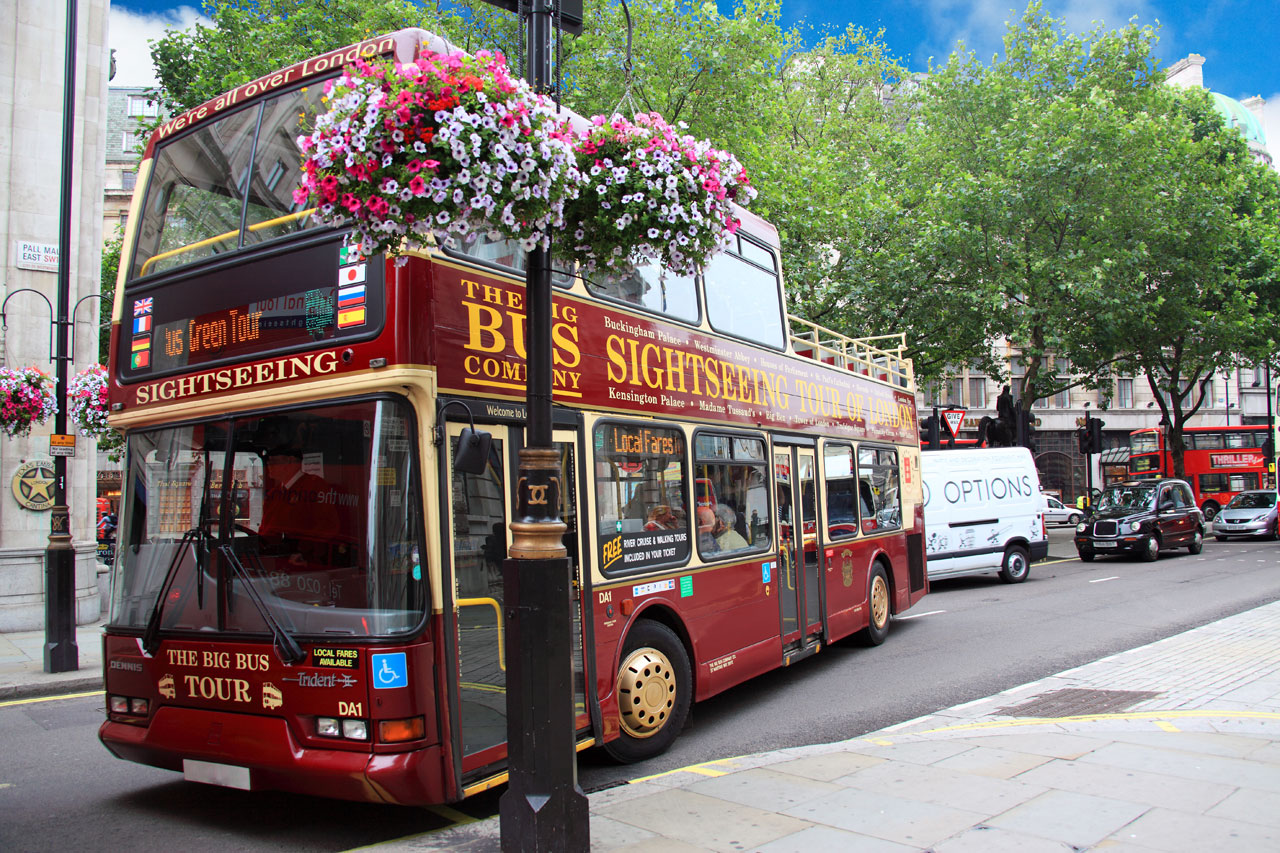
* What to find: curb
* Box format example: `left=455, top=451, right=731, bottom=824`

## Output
left=0, top=676, right=104, bottom=702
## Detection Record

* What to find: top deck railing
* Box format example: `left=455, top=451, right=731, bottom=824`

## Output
left=787, top=315, right=915, bottom=391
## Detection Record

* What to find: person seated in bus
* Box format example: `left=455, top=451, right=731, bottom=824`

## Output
left=696, top=506, right=719, bottom=554
left=645, top=503, right=681, bottom=530
left=258, top=441, right=339, bottom=567
left=713, top=503, right=749, bottom=551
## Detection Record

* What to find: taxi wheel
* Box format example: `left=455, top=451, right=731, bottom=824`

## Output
left=1141, top=535, right=1160, bottom=562
left=1187, top=530, right=1203, bottom=555
left=858, top=564, right=891, bottom=647
left=1078, top=550, right=1095, bottom=562
left=604, top=620, right=691, bottom=764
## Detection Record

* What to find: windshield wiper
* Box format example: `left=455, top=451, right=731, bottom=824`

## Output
left=218, top=544, right=306, bottom=665
left=141, top=528, right=201, bottom=657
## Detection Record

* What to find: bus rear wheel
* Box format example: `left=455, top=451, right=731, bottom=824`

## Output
left=858, top=564, right=891, bottom=647
left=1201, top=502, right=1219, bottom=521
left=604, top=620, right=691, bottom=764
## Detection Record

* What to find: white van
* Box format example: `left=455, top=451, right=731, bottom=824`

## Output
left=921, top=447, right=1048, bottom=583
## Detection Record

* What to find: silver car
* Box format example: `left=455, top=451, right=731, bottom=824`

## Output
left=1211, top=490, right=1279, bottom=541
left=1041, top=494, right=1084, bottom=526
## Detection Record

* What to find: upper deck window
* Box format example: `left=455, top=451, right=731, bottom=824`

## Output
left=584, top=261, right=699, bottom=324
left=703, top=235, right=785, bottom=350
left=443, top=232, right=573, bottom=287
left=130, top=83, right=330, bottom=280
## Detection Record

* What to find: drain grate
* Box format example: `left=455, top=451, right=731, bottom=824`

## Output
left=995, top=688, right=1161, bottom=717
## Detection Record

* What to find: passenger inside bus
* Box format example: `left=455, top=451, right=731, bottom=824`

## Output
left=696, top=506, right=719, bottom=554
left=713, top=503, right=749, bottom=551
left=257, top=422, right=339, bottom=567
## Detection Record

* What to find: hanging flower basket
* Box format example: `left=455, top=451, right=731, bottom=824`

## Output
left=68, top=364, right=112, bottom=440
left=0, top=366, right=57, bottom=438
left=565, top=112, right=757, bottom=277
left=296, top=48, right=581, bottom=264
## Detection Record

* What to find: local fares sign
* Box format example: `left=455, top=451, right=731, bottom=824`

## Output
left=432, top=267, right=918, bottom=444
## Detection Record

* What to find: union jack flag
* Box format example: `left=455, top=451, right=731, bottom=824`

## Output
left=133, top=298, right=153, bottom=316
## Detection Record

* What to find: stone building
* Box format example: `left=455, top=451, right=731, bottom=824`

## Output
left=0, top=0, right=110, bottom=630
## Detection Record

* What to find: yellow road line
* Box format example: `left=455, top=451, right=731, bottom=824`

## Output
left=915, top=709, right=1280, bottom=735
left=630, top=760, right=737, bottom=783
left=1155, top=721, right=1181, bottom=733
left=0, top=690, right=101, bottom=708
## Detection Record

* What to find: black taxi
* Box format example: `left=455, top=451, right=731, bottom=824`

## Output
left=1075, top=479, right=1204, bottom=562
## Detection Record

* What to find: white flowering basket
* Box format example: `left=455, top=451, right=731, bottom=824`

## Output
left=68, top=364, right=112, bottom=439
left=0, top=366, right=57, bottom=439
left=565, top=112, right=757, bottom=277
left=296, top=49, right=581, bottom=263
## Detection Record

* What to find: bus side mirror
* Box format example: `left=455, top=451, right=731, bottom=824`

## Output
left=453, top=427, right=492, bottom=476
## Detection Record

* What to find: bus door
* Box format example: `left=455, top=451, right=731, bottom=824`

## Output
left=774, top=444, right=824, bottom=647
left=443, top=421, right=589, bottom=784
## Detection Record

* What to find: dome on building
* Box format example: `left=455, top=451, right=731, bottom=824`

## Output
left=1209, top=91, right=1267, bottom=149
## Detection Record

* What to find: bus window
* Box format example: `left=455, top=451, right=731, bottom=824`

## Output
left=444, top=231, right=574, bottom=287
left=693, top=433, right=770, bottom=559
left=822, top=443, right=859, bottom=539
left=584, top=261, right=698, bottom=323
left=703, top=250, right=785, bottom=350
left=242, top=84, right=331, bottom=245
left=1191, top=432, right=1224, bottom=450
left=858, top=446, right=902, bottom=532
left=594, top=423, right=690, bottom=572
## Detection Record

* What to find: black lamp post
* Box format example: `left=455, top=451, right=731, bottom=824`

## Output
left=497, top=1, right=589, bottom=850
left=44, top=0, right=80, bottom=674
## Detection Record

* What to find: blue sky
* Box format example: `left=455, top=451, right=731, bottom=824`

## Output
left=111, top=1, right=1278, bottom=142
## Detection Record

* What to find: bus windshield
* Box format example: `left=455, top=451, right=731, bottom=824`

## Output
left=1130, top=432, right=1161, bottom=454
left=109, top=399, right=426, bottom=638
left=129, top=82, right=330, bottom=280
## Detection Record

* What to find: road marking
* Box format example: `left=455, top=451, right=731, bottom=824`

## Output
left=0, top=690, right=101, bottom=709
left=863, top=738, right=895, bottom=746
left=1155, top=721, right=1181, bottom=733
left=896, top=610, right=945, bottom=620
left=918, top=709, right=1280, bottom=735
left=1089, top=576, right=1121, bottom=583
left=630, top=759, right=737, bottom=783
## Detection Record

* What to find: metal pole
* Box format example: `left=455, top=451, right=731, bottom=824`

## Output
left=1268, top=363, right=1275, bottom=488
left=498, top=1, right=589, bottom=849
left=44, top=0, right=79, bottom=673
left=1084, top=410, right=1094, bottom=508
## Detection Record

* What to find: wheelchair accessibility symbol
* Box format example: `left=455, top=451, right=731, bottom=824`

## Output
left=372, top=652, right=408, bottom=689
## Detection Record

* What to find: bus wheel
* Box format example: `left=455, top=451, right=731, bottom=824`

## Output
left=858, top=564, right=891, bottom=647
left=1201, top=502, right=1219, bottom=522
left=998, top=545, right=1030, bottom=584
left=604, top=620, right=691, bottom=764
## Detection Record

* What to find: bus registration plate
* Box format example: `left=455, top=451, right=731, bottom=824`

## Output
left=183, top=759, right=251, bottom=790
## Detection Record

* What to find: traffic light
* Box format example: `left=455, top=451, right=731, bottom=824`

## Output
left=1016, top=409, right=1036, bottom=451
left=1077, top=426, right=1091, bottom=454
left=922, top=415, right=940, bottom=450
left=1088, top=418, right=1104, bottom=454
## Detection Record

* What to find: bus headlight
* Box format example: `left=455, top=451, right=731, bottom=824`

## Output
left=341, top=719, right=369, bottom=740
left=316, top=717, right=341, bottom=737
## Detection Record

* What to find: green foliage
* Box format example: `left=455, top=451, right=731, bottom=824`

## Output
left=99, top=234, right=122, bottom=366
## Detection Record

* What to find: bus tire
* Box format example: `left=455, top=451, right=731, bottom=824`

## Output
left=1201, top=502, right=1219, bottom=521
left=998, top=544, right=1030, bottom=584
left=604, top=620, right=691, bottom=764
left=858, top=564, right=891, bottom=647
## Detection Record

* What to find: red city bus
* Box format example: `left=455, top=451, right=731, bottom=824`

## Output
left=1129, top=425, right=1272, bottom=519
left=99, top=28, right=928, bottom=805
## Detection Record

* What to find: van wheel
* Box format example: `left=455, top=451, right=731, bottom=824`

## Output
left=858, top=564, right=891, bottom=646
left=998, top=545, right=1030, bottom=584
left=1141, top=535, right=1160, bottom=562
left=1067, top=512, right=1083, bottom=525
left=603, top=620, right=691, bottom=764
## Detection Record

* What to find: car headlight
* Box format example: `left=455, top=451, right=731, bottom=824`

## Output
left=1129, top=521, right=1142, bottom=533
left=1075, top=522, right=1087, bottom=533
left=1253, top=514, right=1269, bottom=523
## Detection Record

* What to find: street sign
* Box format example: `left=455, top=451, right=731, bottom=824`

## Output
left=49, top=434, right=76, bottom=457
left=942, top=409, right=965, bottom=438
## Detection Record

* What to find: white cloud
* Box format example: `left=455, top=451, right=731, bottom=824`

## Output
left=108, top=5, right=208, bottom=88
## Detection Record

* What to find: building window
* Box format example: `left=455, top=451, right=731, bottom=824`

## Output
left=1053, top=386, right=1070, bottom=409
left=946, top=378, right=963, bottom=406
left=968, top=378, right=987, bottom=409
left=127, top=94, right=160, bottom=117
left=121, top=171, right=136, bottom=191
left=1117, top=378, right=1134, bottom=409
left=122, top=130, right=139, bottom=152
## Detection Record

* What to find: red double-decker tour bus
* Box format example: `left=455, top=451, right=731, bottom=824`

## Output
left=99, top=29, right=928, bottom=805
left=1129, top=424, right=1273, bottom=519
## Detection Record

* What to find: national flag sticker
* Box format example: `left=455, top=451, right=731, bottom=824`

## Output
left=337, top=306, right=366, bottom=328
left=132, top=315, right=152, bottom=335
left=131, top=350, right=150, bottom=369
left=131, top=334, right=151, bottom=353
left=133, top=297, right=153, bottom=316
left=339, top=263, right=366, bottom=286
left=337, top=284, right=366, bottom=308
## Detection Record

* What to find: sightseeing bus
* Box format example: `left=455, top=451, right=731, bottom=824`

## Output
left=1129, top=424, right=1272, bottom=519
left=98, top=28, right=928, bottom=805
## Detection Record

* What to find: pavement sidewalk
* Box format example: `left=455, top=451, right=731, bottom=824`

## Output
left=375, top=600, right=1280, bottom=852
left=0, top=618, right=105, bottom=700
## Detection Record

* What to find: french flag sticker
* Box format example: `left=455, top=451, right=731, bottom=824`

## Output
left=133, top=315, right=152, bottom=335
left=339, top=264, right=366, bottom=286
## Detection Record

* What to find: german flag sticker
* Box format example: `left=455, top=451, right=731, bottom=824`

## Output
left=337, top=305, right=367, bottom=328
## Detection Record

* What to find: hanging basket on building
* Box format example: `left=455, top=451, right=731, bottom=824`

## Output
left=68, top=364, right=112, bottom=439
left=564, top=112, right=756, bottom=277
left=0, top=366, right=57, bottom=438
left=296, top=48, right=581, bottom=264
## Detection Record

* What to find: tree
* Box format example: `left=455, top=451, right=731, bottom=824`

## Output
left=98, top=235, right=126, bottom=461
left=843, top=3, right=1166, bottom=400
left=1108, top=85, right=1280, bottom=479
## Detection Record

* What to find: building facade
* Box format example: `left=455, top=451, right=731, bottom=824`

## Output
left=0, top=0, right=110, bottom=630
